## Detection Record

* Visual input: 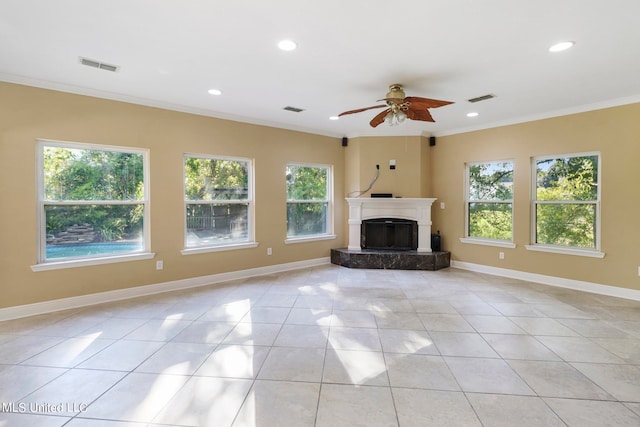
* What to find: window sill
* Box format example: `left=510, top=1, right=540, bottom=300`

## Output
left=525, top=245, right=605, bottom=258
left=285, top=234, right=336, bottom=244
left=181, top=242, right=259, bottom=255
left=460, top=237, right=516, bottom=249
left=31, top=252, right=156, bottom=272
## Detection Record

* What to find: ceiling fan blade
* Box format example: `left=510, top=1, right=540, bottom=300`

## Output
left=338, top=105, right=387, bottom=117
left=405, top=108, right=435, bottom=122
left=369, top=109, right=390, bottom=127
left=403, top=97, right=454, bottom=109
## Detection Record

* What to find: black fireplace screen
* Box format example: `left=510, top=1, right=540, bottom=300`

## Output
left=361, top=218, right=418, bottom=251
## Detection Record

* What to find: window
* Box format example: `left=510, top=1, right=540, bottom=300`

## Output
left=37, top=140, right=148, bottom=264
left=286, top=163, right=332, bottom=239
left=184, top=155, right=254, bottom=250
left=464, top=161, right=514, bottom=244
left=531, top=153, right=601, bottom=253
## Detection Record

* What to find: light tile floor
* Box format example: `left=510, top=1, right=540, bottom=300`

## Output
left=1, top=265, right=640, bottom=426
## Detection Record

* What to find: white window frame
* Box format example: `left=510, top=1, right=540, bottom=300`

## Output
left=32, top=139, right=153, bottom=272
left=285, top=162, right=335, bottom=244
left=181, top=153, right=257, bottom=255
left=460, top=160, right=516, bottom=248
left=525, top=151, right=604, bottom=258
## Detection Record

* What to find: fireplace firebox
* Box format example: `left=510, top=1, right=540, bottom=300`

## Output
left=361, top=218, right=418, bottom=251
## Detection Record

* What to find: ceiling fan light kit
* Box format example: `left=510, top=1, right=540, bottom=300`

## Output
left=338, top=84, right=453, bottom=128
left=384, top=105, right=407, bottom=126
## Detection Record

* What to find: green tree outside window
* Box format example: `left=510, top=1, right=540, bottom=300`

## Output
left=286, top=164, right=330, bottom=237
left=534, top=154, right=599, bottom=249
left=184, top=155, right=251, bottom=247
left=466, top=161, right=514, bottom=240
left=40, top=142, right=146, bottom=261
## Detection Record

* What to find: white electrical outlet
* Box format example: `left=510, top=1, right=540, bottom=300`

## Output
left=499, top=252, right=505, bottom=260
left=440, top=202, right=445, bottom=209
left=267, top=248, right=272, bottom=255
left=156, top=260, right=164, bottom=270
left=637, top=266, right=640, bottom=277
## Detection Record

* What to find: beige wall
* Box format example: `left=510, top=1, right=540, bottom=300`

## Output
left=2, top=80, right=639, bottom=310
left=0, top=82, right=345, bottom=308
left=431, top=104, right=640, bottom=291
left=420, top=136, right=433, bottom=197
left=343, top=135, right=431, bottom=198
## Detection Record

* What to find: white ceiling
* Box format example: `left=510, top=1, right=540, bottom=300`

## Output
left=2, top=0, right=640, bottom=139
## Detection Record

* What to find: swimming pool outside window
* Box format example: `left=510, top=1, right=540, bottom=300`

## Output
left=36, top=140, right=149, bottom=264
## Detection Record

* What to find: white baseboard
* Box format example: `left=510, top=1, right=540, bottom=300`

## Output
left=452, top=260, right=640, bottom=301
left=5, top=258, right=637, bottom=322
left=0, top=257, right=330, bottom=321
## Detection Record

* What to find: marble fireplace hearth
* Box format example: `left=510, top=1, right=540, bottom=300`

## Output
left=331, top=247, right=450, bottom=270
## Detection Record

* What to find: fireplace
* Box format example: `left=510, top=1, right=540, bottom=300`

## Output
left=361, top=218, right=418, bottom=251
left=332, top=198, right=450, bottom=270
left=345, top=197, right=436, bottom=252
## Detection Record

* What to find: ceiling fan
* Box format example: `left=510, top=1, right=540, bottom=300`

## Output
left=338, top=84, right=454, bottom=127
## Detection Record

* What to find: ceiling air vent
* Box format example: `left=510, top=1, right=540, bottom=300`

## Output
left=283, top=106, right=305, bottom=113
left=467, top=94, right=496, bottom=103
left=79, top=57, right=120, bottom=72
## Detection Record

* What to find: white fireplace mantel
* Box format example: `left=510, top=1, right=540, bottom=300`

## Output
left=346, top=197, right=437, bottom=252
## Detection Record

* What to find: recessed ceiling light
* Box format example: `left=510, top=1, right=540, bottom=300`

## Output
left=549, top=41, right=575, bottom=52
left=329, top=116, right=339, bottom=121
left=278, top=39, right=297, bottom=51
left=467, top=112, right=479, bottom=117
left=207, top=89, right=222, bottom=96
